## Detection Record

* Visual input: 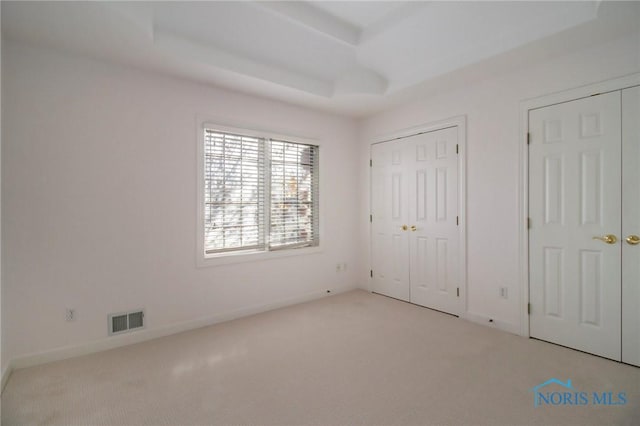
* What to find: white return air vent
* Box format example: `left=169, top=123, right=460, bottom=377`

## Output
left=108, top=310, right=145, bottom=335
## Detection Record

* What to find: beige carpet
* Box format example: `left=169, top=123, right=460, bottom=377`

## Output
left=2, top=290, right=639, bottom=425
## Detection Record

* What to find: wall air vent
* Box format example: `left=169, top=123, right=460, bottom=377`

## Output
left=108, top=310, right=145, bottom=335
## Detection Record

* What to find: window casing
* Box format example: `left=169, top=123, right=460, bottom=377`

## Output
left=203, top=128, right=319, bottom=257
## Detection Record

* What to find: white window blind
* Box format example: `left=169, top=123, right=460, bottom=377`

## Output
left=204, top=131, right=265, bottom=254
left=203, top=128, right=319, bottom=256
left=270, top=140, right=319, bottom=250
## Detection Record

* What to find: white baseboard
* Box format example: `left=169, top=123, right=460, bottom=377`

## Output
left=9, top=285, right=358, bottom=372
left=465, top=312, right=522, bottom=336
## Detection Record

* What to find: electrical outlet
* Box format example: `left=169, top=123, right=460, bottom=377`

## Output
left=499, top=287, right=508, bottom=299
left=66, top=308, right=76, bottom=322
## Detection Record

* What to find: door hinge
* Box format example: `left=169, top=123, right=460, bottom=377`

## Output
left=369, top=159, right=372, bottom=167
left=528, top=303, right=531, bottom=315
left=456, top=144, right=459, bottom=154
left=370, top=269, right=373, bottom=278
left=527, top=217, right=531, bottom=229
left=527, top=133, right=530, bottom=145
left=456, top=287, right=460, bottom=297
left=370, top=214, right=372, bottom=223
left=456, top=216, right=459, bottom=226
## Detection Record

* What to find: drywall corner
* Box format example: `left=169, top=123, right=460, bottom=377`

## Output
left=1, top=362, right=11, bottom=395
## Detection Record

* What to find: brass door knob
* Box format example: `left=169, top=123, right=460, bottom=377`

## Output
left=625, top=235, right=640, bottom=245
left=593, top=234, right=617, bottom=244
left=401, top=225, right=408, bottom=231
left=410, top=225, right=417, bottom=231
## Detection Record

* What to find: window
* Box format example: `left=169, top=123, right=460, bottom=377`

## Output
left=203, top=127, right=319, bottom=257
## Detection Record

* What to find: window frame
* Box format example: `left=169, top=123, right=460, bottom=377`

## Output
left=196, top=119, right=323, bottom=267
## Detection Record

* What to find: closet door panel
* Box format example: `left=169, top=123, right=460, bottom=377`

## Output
left=371, top=141, right=410, bottom=301
left=529, top=92, right=622, bottom=361
left=409, top=127, right=460, bottom=315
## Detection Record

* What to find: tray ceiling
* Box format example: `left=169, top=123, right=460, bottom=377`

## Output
left=2, top=1, right=639, bottom=117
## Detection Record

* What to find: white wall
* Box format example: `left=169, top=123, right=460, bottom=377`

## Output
left=2, top=41, right=361, bottom=365
left=359, top=32, right=640, bottom=333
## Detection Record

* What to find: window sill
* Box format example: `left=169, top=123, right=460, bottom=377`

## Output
left=197, top=245, right=323, bottom=268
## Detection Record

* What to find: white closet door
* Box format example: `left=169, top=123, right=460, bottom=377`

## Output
left=371, top=140, right=411, bottom=301
left=408, top=127, right=460, bottom=315
left=622, top=86, right=640, bottom=367
left=529, top=92, right=622, bottom=361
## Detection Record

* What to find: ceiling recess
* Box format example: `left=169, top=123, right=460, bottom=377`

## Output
left=2, top=1, right=638, bottom=116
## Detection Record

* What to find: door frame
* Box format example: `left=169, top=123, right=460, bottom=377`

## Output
left=369, top=115, right=468, bottom=317
left=518, top=72, right=640, bottom=337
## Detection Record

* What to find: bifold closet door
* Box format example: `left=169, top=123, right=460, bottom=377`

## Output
left=529, top=91, right=622, bottom=361
left=371, top=140, right=411, bottom=302
left=622, top=86, right=640, bottom=367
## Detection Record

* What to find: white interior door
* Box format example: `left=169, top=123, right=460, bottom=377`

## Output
left=408, top=127, right=460, bottom=315
left=622, top=86, right=640, bottom=367
left=371, top=140, right=410, bottom=301
left=371, top=126, right=460, bottom=314
left=529, top=92, right=622, bottom=361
